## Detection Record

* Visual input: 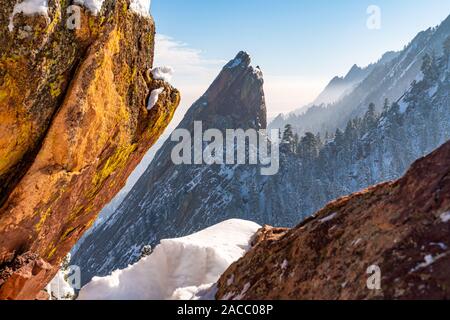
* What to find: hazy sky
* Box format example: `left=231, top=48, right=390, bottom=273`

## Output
left=151, top=0, right=450, bottom=124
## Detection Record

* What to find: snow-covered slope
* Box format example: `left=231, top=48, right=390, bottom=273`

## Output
left=270, top=15, right=450, bottom=136
left=77, top=219, right=260, bottom=300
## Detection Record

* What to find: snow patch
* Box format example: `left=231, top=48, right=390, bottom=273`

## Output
left=427, top=84, right=438, bottom=97
left=410, top=253, right=448, bottom=273
left=430, top=242, right=448, bottom=250
left=251, top=66, right=263, bottom=80
left=74, top=0, right=105, bottom=15
left=78, top=219, right=260, bottom=300
left=147, top=88, right=164, bottom=111
left=129, top=0, right=151, bottom=16
left=151, top=66, right=174, bottom=83
left=319, top=212, right=337, bottom=223
left=226, top=57, right=242, bottom=69
left=440, top=211, right=450, bottom=223
left=398, top=99, right=409, bottom=114
left=226, top=274, right=235, bottom=286
left=234, top=283, right=251, bottom=300
left=8, top=0, right=49, bottom=32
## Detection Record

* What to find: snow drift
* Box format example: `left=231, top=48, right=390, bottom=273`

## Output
left=78, top=219, right=260, bottom=300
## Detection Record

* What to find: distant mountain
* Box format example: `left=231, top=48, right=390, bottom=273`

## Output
left=270, top=15, right=450, bottom=136
left=314, top=63, right=373, bottom=106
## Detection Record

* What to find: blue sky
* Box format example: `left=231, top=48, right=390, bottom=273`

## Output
left=151, top=0, right=450, bottom=120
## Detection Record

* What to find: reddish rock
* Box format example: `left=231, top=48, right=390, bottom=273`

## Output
left=216, top=141, right=450, bottom=300
left=0, top=0, right=180, bottom=299
left=0, top=253, right=53, bottom=300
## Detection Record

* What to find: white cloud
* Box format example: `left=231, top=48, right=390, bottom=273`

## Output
left=154, top=35, right=225, bottom=130
left=153, top=34, right=327, bottom=125
left=154, top=34, right=225, bottom=78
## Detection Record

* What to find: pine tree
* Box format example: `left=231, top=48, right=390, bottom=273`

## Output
left=383, top=98, right=390, bottom=113
left=299, top=132, right=319, bottom=159
left=334, top=128, right=344, bottom=145
left=421, top=52, right=439, bottom=84
left=281, top=124, right=295, bottom=153
left=363, top=103, right=378, bottom=133
left=293, top=133, right=300, bottom=154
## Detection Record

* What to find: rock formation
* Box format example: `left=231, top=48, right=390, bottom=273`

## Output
left=73, top=31, right=450, bottom=287
left=71, top=51, right=268, bottom=284
left=0, top=0, right=179, bottom=299
left=216, top=141, right=450, bottom=300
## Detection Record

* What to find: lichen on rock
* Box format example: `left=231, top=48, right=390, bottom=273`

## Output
left=0, top=0, right=179, bottom=299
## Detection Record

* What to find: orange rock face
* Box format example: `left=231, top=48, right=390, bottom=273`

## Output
left=216, top=141, right=450, bottom=300
left=0, top=0, right=180, bottom=299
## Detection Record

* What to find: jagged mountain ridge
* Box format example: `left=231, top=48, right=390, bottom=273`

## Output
left=270, top=15, right=450, bottom=136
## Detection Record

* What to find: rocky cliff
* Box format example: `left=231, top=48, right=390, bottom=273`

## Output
left=0, top=0, right=179, bottom=299
left=216, top=141, right=450, bottom=300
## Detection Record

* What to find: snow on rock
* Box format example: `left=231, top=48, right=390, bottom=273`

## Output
left=226, top=54, right=245, bottom=69
left=410, top=253, right=448, bottom=273
left=147, top=88, right=164, bottom=111
left=440, top=211, right=450, bottom=223
left=77, top=219, right=260, bottom=300
left=129, top=0, right=151, bottom=16
left=398, top=98, right=409, bottom=114
left=74, top=0, right=105, bottom=15
left=251, top=66, right=264, bottom=81
left=151, top=66, right=174, bottom=83
left=8, top=0, right=49, bottom=32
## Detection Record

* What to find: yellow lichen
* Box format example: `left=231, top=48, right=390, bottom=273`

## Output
left=47, top=246, right=57, bottom=259
left=92, top=143, right=137, bottom=188
left=35, top=208, right=52, bottom=232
